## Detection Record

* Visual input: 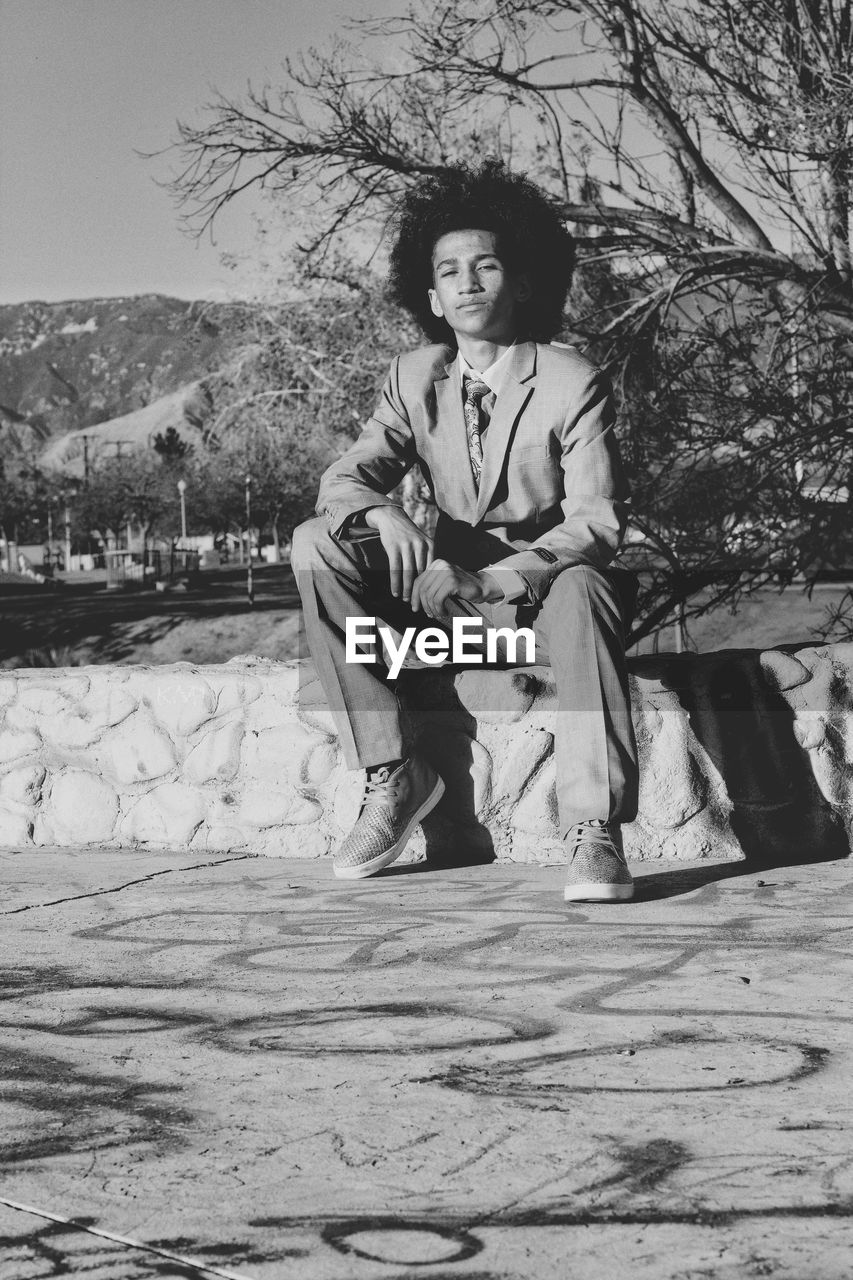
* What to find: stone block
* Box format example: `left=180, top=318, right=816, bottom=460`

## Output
left=294, top=703, right=338, bottom=738
left=36, top=770, right=119, bottom=845
left=511, top=756, right=559, bottom=837
left=635, top=698, right=708, bottom=830
left=94, top=713, right=176, bottom=785
left=121, top=784, right=207, bottom=845
left=213, top=676, right=262, bottom=718
left=243, top=681, right=302, bottom=733
left=0, top=802, right=33, bottom=845
left=192, top=821, right=252, bottom=853
left=258, top=824, right=330, bottom=859
left=42, top=684, right=137, bottom=750
left=218, top=788, right=322, bottom=831
left=184, top=721, right=244, bottom=785
left=241, top=723, right=325, bottom=785
left=493, top=728, right=553, bottom=800
left=50, top=674, right=91, bottom=698
left=143, top=670, right=217, bottom=737
left=792, top=713, right=826, bottom=751
left=454, top=669, right=539, bottom=723
left=0, top=729, right=40, bottom=766
left=0, top=764, right=46, bottom=806
left=300, top=740, right=338, bottom=787
left=507, top=830, right=565, bottom=865
left=6, top=685, right=71, bottom=731
left=760, top=650, right=812, bottom=692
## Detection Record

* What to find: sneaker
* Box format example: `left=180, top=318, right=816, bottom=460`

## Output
left=563, top=819, right=634, bottom=902
left=333, top=755, right=445, bottom=880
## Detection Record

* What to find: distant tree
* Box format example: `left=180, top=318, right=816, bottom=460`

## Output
left=187, top=263, right=420, bottom=552
left=191, top=394, right=338, bottom=556
left=0, top=458, right=55, bottom=554
left=152, top=425, right=192, bottom=464
left=200, top=259, right=420, bottom=448
left=75, top=452, right=170, bottom=551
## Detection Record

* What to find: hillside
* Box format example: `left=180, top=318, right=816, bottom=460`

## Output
left=0, top=294, right=249, bottom=461
left=38, top=384, right=211, bottom=478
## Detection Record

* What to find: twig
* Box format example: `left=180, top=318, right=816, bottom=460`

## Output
left=0, top=1196, right=257, bottom=1280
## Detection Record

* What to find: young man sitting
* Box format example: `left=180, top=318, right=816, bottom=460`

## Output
left=292, top=161, right=639, bottom=902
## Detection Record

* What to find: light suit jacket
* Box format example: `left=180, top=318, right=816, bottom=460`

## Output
left=316, top=340, right=629, bottom=606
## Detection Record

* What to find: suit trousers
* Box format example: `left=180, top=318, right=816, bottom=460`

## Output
left=291, top=516, right=639, bottom=834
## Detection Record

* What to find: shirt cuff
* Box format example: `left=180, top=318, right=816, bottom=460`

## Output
left=479, top=566, right=530, bottom=605
left=331, top=508, right=386, bottom=541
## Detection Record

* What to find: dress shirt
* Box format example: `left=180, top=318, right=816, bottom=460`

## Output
left=457, top=342, right=517, bottom=397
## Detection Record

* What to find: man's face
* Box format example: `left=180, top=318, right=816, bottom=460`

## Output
left=428, top=228, right=530, bottom=344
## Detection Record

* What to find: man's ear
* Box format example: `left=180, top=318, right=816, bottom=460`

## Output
left=515, top=274, right=532, bottom=302
left=428, top=288, right=444, bottom=318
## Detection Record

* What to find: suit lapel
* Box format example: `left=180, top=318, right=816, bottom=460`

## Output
left=433, top=354, right=479, bottom=520
left=474, top=341, right=537, bottom=523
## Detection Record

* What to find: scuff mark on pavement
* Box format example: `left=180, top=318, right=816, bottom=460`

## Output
left=0, top=855, right=255, bottom=915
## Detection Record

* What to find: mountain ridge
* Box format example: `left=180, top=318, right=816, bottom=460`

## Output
left=0, top=294, right=252, bottom=462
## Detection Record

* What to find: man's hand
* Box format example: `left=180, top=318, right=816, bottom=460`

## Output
left=364, top=505, right=434, bottom=602
left=411, top=560, right=503, bottom=620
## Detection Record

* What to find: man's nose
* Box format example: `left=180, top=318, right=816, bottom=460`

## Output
left=459, top=270, right=482, bottom=293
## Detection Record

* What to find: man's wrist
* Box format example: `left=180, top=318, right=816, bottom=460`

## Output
left=363, top=504, right=404, bottom=529
left=477, top=569, right=508, bottom=604
left=479, top=567, right=530, bottom=605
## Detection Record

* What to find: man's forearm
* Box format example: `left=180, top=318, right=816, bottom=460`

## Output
left=323, top=501, right=402, bottom=542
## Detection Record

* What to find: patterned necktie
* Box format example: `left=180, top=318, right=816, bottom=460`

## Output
left=463, top=374, right=495, bottom=488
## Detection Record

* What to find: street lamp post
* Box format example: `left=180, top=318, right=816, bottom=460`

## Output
left=63, top=497, right=72, bottom=571
left=245, top=474, right=254, bottom=607
left=177, top=479, right=187, bottom=548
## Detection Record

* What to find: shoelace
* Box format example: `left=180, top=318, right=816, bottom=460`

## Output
left=361, top=766, right=402, bottom=809
left=567, top=819, right=618, bottom=859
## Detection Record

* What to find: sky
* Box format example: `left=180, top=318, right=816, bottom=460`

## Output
left=0, top=0, right=402, bottom=304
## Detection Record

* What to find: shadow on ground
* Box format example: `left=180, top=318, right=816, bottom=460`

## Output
left=1, top=563, right=301, bottom=667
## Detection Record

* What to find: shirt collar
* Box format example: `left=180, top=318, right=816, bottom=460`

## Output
left=458, top=341, right=517, bottom=398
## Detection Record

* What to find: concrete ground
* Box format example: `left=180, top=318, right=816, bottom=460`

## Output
left=1, top=848, right=851, bottom=1280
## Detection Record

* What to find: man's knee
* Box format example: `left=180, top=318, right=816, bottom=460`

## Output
left=545, top=563, right=635, bottom=628
left=291, top=516, right=335, bottom=572
left=549, top=563, right=610, bottom=603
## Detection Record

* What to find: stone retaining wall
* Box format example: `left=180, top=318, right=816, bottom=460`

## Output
left=0, top=646, right=851, bottom=863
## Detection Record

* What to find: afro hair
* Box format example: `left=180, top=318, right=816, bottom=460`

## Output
left=388, top=159, right=575, bottom=345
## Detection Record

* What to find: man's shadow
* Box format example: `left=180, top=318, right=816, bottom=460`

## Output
left=632, top=844, right=844, bottom=902
left=397, top=665, right=499, bottom=871
left=642, top=644, right=845, bottom=810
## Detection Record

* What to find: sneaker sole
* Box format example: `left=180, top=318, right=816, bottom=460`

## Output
left=564, top=881, right=634, bottom=903
left=334, top=776, right=446, bottom=880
